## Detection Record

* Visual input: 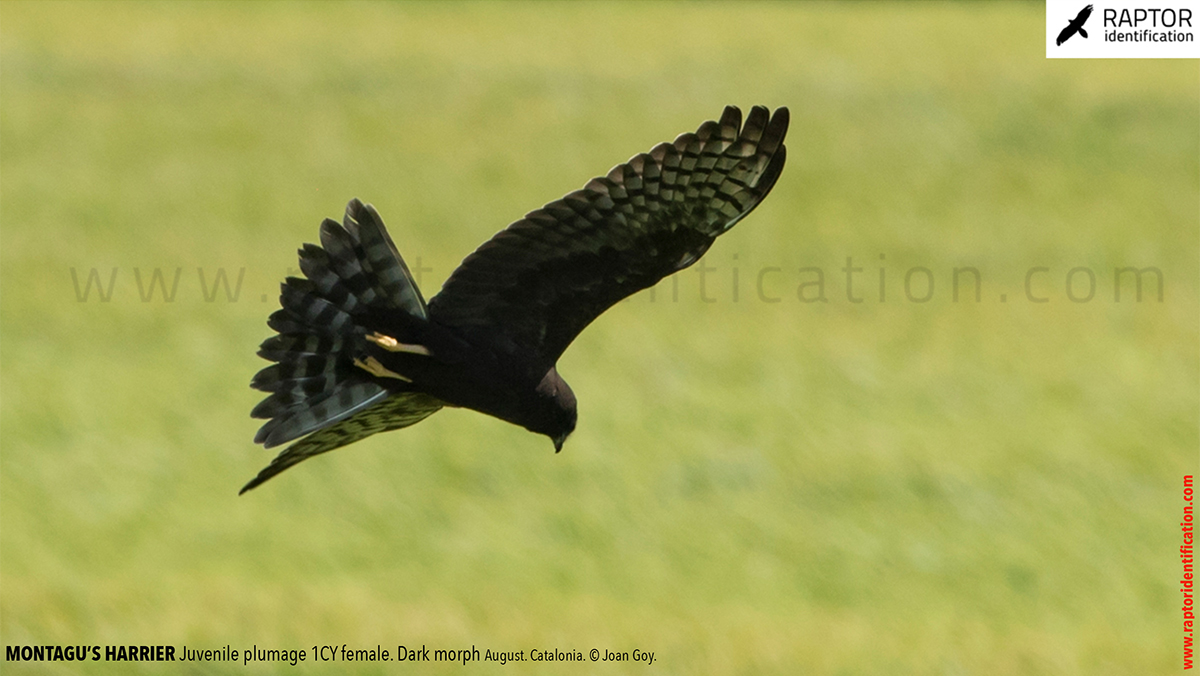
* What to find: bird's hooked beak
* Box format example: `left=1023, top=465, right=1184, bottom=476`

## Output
left=552, top=432, right=569, bottom=453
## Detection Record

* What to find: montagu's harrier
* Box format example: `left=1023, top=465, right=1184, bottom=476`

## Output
left=243, top=105, right=789, bottom=493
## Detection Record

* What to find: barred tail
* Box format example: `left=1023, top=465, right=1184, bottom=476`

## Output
left=244, top=199, right=439, bottom=492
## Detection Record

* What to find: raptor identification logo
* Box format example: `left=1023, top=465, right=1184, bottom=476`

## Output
left=1046, top=0, right=1200, bottom=57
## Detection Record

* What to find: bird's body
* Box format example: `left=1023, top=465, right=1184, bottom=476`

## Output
left=243, top=105, right=789, bottom=493
left=1057, top=4, right=1094, bottom=46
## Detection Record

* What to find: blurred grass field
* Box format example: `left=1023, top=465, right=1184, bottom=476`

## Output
left=1, top=2, right=1197, bottom=674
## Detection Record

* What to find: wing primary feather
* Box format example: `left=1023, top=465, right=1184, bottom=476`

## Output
left=718, top=105, right=742, bottom=132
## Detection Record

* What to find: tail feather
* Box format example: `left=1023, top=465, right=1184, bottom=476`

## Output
left=256, top=382, right=391, bottom=448
left=250, top=356, right=341, bottom=393
left=247, top=199, right=439, bottom=490
left=256, top=333, right=346, bottom=361
left=266, top=308, right=336, bottom=337
left=297, top=243, right=366, bottom=314
left=343, top=201, right=429, bottom=318
left=279, top=281, right=355, bottom=332
left=250, top=360, right=353, bottom=422
left=316, top=220, right=382, bottom=307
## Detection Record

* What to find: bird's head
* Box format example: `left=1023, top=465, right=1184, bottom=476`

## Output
left=533, top=367, right=577, bottom=453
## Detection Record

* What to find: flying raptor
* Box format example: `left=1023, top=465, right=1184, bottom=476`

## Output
left=243, top=105, right=789, bottom=493
left=1056, top=4, right=1093, bottom=46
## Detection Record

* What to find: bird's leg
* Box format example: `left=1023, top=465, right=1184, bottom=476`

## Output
left=365, top=331, right=432, bottom=356
left=353, top=356, right=413, bottom=382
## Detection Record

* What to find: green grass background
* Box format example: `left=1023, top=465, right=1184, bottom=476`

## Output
left=2, top=2, right=1197, bottom=674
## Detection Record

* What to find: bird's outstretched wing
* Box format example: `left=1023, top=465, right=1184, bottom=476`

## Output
left=427, top=105, right=789, bottom=376
left=240, top=391, right=443, bottom=494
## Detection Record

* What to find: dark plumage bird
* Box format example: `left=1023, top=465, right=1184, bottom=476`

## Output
left=242, top=105, right=789, bottom=493
left=1056, top=4, right=1093, bottom=46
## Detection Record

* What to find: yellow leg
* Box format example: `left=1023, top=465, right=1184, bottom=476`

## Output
left=353, top=356, right=412, bottom=382
left=366, top=332, right=432, bottom=356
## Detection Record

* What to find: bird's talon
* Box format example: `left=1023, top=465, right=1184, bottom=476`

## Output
left=354, top=356, right=412, bottom=382
left=366, top=332, right=432, bottom=356
left=366, top=332, right=399, bottom=349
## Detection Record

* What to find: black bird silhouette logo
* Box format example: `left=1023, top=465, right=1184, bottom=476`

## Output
left=1057, top=4, right=1094, bottom=45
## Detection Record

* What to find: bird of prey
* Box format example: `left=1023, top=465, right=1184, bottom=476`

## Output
left=1056, top=4, right=1093, bottom=46
left=242, top=105, right=789, bottom=493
